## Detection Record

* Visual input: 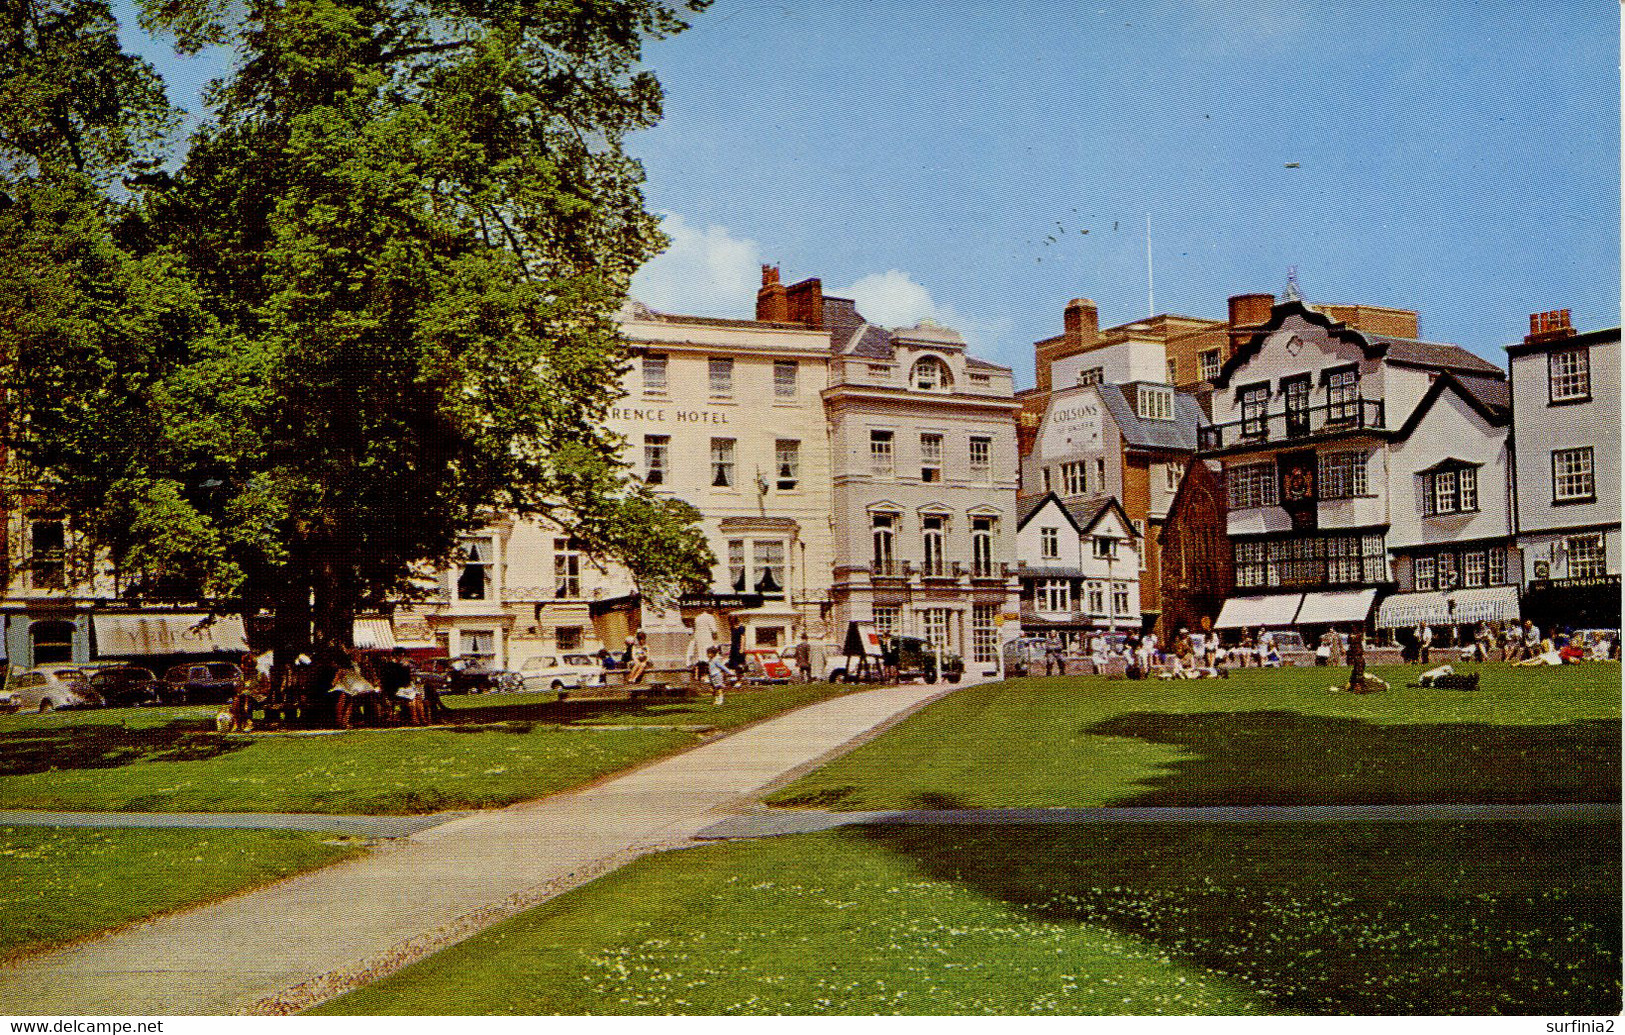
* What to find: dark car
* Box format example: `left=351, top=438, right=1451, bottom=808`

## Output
left=85, top=665, right=165, bottom=707
left=410, top=657, right=520, bottom=695
left=162, top=661, right=246, bottom=704
left=893, top=636, right=964, bottom=684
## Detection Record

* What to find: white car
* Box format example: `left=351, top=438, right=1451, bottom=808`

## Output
left=2, top=665, right=105, bottom=713
left=519, top=654, right=606, bottom=692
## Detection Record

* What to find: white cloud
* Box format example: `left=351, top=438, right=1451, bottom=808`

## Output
left=631, top=213, right=762, bottom=318
left=834, top=270, right=941, bottom=330
left=835, top=270, right=1014, bottom=363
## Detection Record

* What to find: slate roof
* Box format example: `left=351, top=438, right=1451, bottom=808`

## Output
left=1371, top=335, right=1505, bottom=377
left=1096, top=383, right=1207, bottom=452
left=965, top=356, right=1009, bottom=372
left=1016, top=492, right=1121, bottom=534
left=1454, top=373, right=1511, bottom=416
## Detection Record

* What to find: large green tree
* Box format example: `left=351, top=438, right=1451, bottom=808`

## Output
left=0, top=0, right=713, bottom=662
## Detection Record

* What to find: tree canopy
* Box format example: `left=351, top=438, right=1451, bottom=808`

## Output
left=0, top=0, right=714, bottom=655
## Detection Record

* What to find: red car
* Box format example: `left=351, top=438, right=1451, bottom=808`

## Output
left=741, top=649, right=793, bottom=683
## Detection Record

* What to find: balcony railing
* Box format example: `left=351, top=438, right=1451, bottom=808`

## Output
left=1199, top=399, right=1385, bottom=452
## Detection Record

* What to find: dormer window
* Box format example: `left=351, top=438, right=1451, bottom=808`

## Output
left=1137, top=384, right=1174, bottom=421
left=912, top=356, right=953, bottom=392
left=1420, top=460, right=1480, bottom=516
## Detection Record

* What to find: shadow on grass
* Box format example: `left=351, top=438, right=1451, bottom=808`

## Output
left=439, top=697, right=686, bottom=726
left=859, top=820, right=1622, bottom=1015
left=0, top=721, right=250, bottom=776
left=1081, top=711, right=1621, bottom=806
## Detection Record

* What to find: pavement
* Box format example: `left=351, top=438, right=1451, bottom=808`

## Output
left=0, top=679, right=966, bottom=1016
left=0, top=810, right=470, bottom=839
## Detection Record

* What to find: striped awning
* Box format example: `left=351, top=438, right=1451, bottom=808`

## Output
left=1213, top=593, right=1303, bottom=630
left=1445, top=586, right=1521, bottom=625
left=352, top=618, right=397, bottom=650
left=1376, top=592, right=1449, bottom=629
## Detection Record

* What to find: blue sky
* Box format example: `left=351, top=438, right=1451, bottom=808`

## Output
left=118, top=0, right=1619, bottom=384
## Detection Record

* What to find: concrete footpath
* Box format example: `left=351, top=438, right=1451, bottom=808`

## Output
left=0, top=681, right=961, bottom=1016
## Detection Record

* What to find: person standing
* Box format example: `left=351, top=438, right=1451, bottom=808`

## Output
left=793, top=637, right=813, bottom=682
left=1417, top=622, right=1433, bottom=665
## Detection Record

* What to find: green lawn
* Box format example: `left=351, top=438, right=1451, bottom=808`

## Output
left=0, top=683, right=853, bottom=815
left=317, top=819, right=1621, bottom=1015
left=766, top=663, right=1622, bottom=810
left=0, top=825, right=361, bottom=960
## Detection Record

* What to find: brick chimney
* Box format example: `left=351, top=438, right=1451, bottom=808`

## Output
left=1034, top=297, right=1099, bottom=393
left=1525, top=309, right=1575, bottom=345
left=784, top=277, right=824, bottom=329
left=1227, top=292, right=1275, bottom=355
left=756, top=265, right=789, bottom=323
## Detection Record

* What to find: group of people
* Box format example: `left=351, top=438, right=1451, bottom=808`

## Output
left=224, top=645, right=434, bottom=732
left=1409, top=619, right=1621, bottom=666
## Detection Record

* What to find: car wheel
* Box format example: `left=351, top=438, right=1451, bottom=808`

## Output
left=37, top=699, right=53, bottom=713
left=551, top=680, right=564, bottom=692
left=925, top=668, right=939, bottom=684
left=831, top=668, right=846, bottom=683
left=947, top=673, right=961, bottom=684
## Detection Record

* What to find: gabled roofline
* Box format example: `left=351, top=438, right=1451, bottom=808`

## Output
left=1212, top=301, right=1381, bottom=390
left=1016, top=492, right=1085, bottom=535
left=1393, top=371, right=1510, bottom=440
left=1078, top=497, right=1139, bottom=538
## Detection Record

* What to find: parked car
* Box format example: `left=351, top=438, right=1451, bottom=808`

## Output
left=414, top=657, right=522, bottom=694
left=1002, top=635, right=1052, bottom=677
left=519, top=654, right=605, bottom=692
left=828, top=636, right=963, bottom=684
left=161, top=661, right=246, bottom=704
left=741, top=649, right=793, bottom=684
left=2, top=665, right=105, bottom=713
left=83, top=664, right=165, bottom=707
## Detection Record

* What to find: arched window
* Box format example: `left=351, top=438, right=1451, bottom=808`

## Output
left=911, top=356, right=953, bottom=392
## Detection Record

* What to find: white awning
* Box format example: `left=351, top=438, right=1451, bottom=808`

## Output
left=1376, top=591, right=1449, bottom=629
left=92, top=613, right=248, bottom=656
left=1213, top=593, right=1303, bottom=630
left=352, top=618, right=397, bottom=651
left=1295, top=588, right=1379, bottom=626
left=1445, top=586, right=1521, bottom=624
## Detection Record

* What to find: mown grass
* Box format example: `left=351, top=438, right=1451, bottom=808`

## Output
left=766, top=663, right=1621, bottom=810
left=0, top=825, right=361, bottom=959
left=0, top=683, right=854, bottom=815
left=317, top=820, right=1620, bottom=1015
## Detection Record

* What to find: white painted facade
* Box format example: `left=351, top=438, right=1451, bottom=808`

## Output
left=825, top=316, right=1021, bottom=671
left=1014, top=494, right=1141, bottom=640
left=1506, top=322, right=1622, bottom=628
left=1204, top=301, right=1517, bottom=628
left=1050, top=333, right=1169, bottom=390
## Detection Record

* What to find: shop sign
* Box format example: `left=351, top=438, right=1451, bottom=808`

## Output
left=678, top=593, right=764, bottom=609
left=1528, top=575, right=1619, bottom=593
left=608, top=407, right=731, bottom=424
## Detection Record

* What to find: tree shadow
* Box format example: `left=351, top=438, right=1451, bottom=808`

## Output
left=439, top=697, right=690, bottom=726
left=855, top=820, right=1622, bottom=1014
left=1080, top=711, right=1621, bottom=805
left=0, top=721, right=252, bottom=776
